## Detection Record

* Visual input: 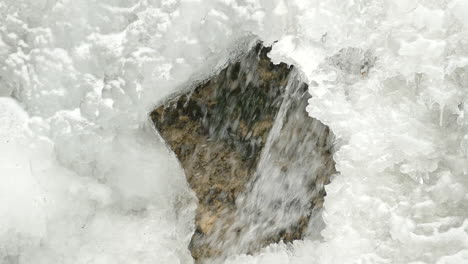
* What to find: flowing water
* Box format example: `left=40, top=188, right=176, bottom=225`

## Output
left=151, top=44, right=335, bottom=263
left=203, top=70, right=336, bottom=263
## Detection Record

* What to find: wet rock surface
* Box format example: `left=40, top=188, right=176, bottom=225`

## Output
left=151, top=44, right=335, bottom=263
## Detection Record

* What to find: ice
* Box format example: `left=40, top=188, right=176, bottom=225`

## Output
left=0, top=99, right=195, bottom=263
left=250, top=1, right=468, bottom=264
left=0, top=98, right=46, bottom=252
left=1, top=0, right=468, bottom=263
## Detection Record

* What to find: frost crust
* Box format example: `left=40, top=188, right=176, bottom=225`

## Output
left=1, top=0, right=468, bottom=263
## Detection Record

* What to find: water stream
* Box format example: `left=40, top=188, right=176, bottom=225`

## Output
left=203, top=70, right=336, bottom=263
left=151, top=45, right=335, bottom=263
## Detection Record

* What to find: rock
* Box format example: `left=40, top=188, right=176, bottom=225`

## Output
left=151, top=43, right=335, bottom=263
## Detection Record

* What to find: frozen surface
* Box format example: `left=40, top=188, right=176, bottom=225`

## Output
left=1, top=0, right=468, bottom=263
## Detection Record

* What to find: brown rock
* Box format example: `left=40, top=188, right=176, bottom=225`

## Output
left=151, top=43, right=335, bottom=263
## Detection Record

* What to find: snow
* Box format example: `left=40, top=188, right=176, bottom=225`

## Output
left=1, top=0, right=468, bottom=263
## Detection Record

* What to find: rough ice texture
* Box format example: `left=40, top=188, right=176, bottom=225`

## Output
left=226, top=1, right=468, bottom=264
left=1, top=0, right=468, bottom=264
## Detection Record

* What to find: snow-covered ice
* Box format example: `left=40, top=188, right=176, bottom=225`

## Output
left=1, top=0, right=468, bottom=263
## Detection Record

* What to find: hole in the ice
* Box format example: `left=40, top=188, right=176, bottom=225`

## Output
left=150, top=42, right=336, bottom=263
